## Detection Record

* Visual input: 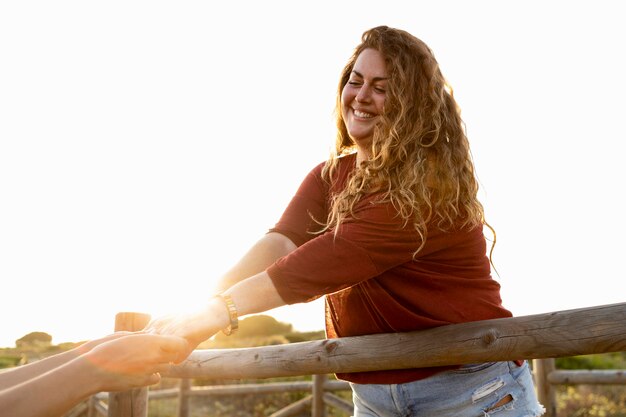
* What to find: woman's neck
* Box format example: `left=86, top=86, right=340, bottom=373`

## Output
left=356, top=147, right=371, bottom=166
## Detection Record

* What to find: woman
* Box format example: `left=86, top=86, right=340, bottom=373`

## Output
left=148, top=26, right=545, bottom=416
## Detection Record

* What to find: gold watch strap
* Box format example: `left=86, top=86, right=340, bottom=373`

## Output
left=216, top=294, right=238, bottom=336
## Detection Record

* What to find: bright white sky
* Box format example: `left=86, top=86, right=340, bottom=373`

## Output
left=1, top=1, right=624, bottom=348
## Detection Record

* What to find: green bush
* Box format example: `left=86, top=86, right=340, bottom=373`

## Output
left=558, top=385, right=626, bottom=417
left=284, top=330, right=325, bottom=343
left=0, top=355, right=22, bottom=369
left=556, top=352, right=626, bottom=370
left=15, top=331, right=52, bottom=347
left=213, top=315, right=293, bottom=344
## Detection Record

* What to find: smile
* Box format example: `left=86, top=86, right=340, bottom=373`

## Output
left=353, top=109, right=375, bottom=118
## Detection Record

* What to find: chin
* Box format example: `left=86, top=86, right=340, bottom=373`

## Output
left=351, top=135, right=373, bottom=149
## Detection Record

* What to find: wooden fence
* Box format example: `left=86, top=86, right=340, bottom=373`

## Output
left=68, top=302, right=626, bottom=417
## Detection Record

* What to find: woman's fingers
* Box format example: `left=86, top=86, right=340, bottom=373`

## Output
left=142, top=334, right=192, bottom=366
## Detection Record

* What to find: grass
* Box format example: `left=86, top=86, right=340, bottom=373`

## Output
left=549, top=354, right=626, bottom=415
left=558, top=385, right=626, bottom=417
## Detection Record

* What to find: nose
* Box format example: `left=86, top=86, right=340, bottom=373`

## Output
left=355, top=84, right=372, bottom=103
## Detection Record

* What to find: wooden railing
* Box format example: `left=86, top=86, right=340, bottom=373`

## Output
left=70, top=302, right=626, bottom=417
left=67, top=374, right=350, bottom=417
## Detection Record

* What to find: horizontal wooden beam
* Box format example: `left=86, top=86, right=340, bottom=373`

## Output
left=549, top=370, right=626, bottom=385
left=187, top=381, right=313, bottom=396
left=164, top=302, right=626, bottom=380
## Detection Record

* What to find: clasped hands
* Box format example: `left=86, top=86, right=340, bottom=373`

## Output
left=144, top=300, right=228, bottom=355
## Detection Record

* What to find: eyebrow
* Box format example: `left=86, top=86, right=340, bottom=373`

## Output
left=351, top=70, right=388, bottom=82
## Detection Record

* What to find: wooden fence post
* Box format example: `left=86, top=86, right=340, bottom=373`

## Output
left=534, top=358, right=557, bottom=417
left=107, top=312, right=152, bottom=417
left=177, top=378, right=191, bottom=417
left=311, top=374, right=326, bottom=417
left=87, top=396, right=98, bottom=417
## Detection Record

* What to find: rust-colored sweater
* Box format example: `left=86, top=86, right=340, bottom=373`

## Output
left=267, top=153, right=512, bottom=384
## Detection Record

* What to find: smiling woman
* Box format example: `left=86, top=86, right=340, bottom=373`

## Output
left=1, top=0, right=625, bottom=391
left=145, top=26, right=545, bottom=417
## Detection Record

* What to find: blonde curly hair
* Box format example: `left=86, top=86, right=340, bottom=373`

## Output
left=322, top=26, right=487, bottom=254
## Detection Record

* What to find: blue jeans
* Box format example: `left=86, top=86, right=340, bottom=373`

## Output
left=350, top=361, right=545, bottom=417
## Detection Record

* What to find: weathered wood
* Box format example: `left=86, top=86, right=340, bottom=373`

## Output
left=164, top=302, right=626, bottom=379
left=268, top=395, right=312, bottom=417
left=534, top=359, right=556, bottom=417
left=112, top=312, right=151, bottom=335
left=312, top=374, right=326, bottom=417
left=92, top=400, right=108, bottom=416
left=107, top=377, right=150, bottom=417
left=145, top=388, right=178, bottom=400
left=187, top=381, right=314, bottom=396
left=66, top=401, right=88, bottom=417
left=87, top=396, right=98, bottom=417
left=177, top=379, right=191, bottom=417
left=323, top=393, right=353, bottom=414
left=549, top=369, right=626, bottom=385
left=108, top=312, right=151, bottom=417
left=131, top=381, right=338, bottom=401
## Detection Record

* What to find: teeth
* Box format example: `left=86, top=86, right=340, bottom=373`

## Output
left=354, top=109, right=374, bottom=118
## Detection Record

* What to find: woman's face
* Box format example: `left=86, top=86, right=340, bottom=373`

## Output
left=341, top=48, right=388, bottom=150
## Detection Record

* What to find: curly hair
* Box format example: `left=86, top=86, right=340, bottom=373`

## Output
left=321, top=25, right=487, bottom=254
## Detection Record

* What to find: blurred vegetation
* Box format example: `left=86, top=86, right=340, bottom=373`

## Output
left=213, top=315, right=293, bottom=342
left=191, top=315, right=324, bottom=351
left=0, top=332, right=83, bottom=370
left=557, top=385, right=626, bottom=417
left=557, top=352, right=626, bottom=370
left=551, top=353, right=626, bottom=416
left=15, top=331, right=52, bottom=347
left=0, top=354, right=23, bottom=369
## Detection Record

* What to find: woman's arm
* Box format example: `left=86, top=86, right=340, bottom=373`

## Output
left=147, top=271, right=286, bottom=348
left=216, top=232, right=297, bottom=292
left=146, top=193, right=423, bottom=347
left=0, top=333, right=188, bottom=417
left=147, top=163, right=327, bottom=345
left=215, top=161, right=327, bottom=293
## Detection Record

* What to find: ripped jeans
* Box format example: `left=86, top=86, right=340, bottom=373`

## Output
left=350, top=361, right=545, bottom=417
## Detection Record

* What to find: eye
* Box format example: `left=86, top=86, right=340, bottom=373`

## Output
left=374, top=86, right=386, bottom=94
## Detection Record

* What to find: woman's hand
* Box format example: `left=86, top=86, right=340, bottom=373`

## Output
left=145, top=300, right=228, bottom=351
left=146, top=272, right=287, bottom=351
left=81, top=333, right=189, bottom=392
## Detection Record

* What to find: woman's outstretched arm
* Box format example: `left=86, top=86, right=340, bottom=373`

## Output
left=146, top=270, right=286, bottom=349
left=216, top=232, right=297, bottom=292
